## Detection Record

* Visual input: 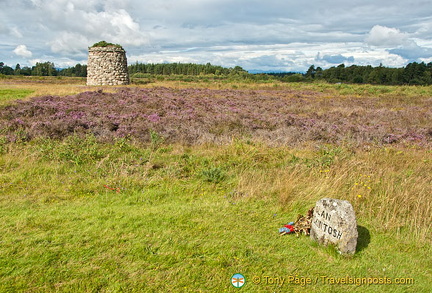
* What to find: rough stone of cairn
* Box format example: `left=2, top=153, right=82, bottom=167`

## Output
left=87, top=43, right=129, bottom=86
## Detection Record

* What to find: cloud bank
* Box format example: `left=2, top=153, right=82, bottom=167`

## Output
left=1, top=0, right=431, bottom=71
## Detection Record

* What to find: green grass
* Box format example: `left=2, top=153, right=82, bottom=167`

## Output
left=0, top=136, right=430, bottom=292
left=0, top=89, right=34, bottom=106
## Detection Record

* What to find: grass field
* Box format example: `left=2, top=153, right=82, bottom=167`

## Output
left=0, top=77, right=431, bottom=292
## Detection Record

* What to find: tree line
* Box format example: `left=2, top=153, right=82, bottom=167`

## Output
left=304, top=62, right=432, bottom=85
left=0, top=61, right=244, bottom=78
left=128, top=62, right=247, bottom=76
left=2, top=60, right=432, bottom=85
left=0, top=62, right=87, bottom=77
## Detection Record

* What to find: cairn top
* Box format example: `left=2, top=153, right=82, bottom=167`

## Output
left=90, top=41, right=124, bottom=50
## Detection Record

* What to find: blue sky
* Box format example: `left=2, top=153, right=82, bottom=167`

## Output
left=1, top=0, right=432, bottom=72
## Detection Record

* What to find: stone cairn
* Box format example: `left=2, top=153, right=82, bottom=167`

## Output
left=87, top=42, right=129, bottom=86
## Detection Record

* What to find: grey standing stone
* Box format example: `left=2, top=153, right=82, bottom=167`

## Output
left=310, top=198, right=358, bottom=255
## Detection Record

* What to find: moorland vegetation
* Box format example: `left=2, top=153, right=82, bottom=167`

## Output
left=0, top=77, right=430, bottom=292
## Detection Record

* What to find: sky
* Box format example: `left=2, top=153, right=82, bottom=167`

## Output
left=1, top=0, right=432, bottom=72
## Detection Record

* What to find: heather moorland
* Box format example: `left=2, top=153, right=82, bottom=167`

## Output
left=1, top=87, right=431, bottom=147
left=0, top=77, right=430, bottom=292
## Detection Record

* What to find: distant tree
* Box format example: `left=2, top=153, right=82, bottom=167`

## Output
left=283, top=74, right=304, bottom=82
left=20, top=66, right=32, bottom=76
left=14, top=64, right=21, bottom=75
left=336, top=64, right=347, bottom=81
left=128, top=62, right=242, bottom=77
left=305, top=65, right=316, bottom=79
left=352, top=76, right=363, bottom=83
left=402, top=62, right=431, bottom=85
left=321, top=66, right=339, bottom=83
left=0, top=62, right=14, bottom=75
left=73, top=63, right=87, bottom=77
left=32, top=62, right=57, bottom=76
left=315, top=66, right=323, bottom=79
left=390, top=68, right=403, bottom=85
left=232, top=66, right=246, bottom=73
left=58, top=63, right=87, bottom=77
left=367, top=68, right=380, bottom=84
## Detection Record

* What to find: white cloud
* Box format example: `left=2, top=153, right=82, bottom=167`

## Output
left=49, top=32, right=89, bottom=55
left=25, top=0, right=149, bottom=51
left=29, top=59, right=42, bottom=66
left=1, top=0, right=432, bottom=70
left=414, top=17, right=432, bottom=38
left=364, top=25, right=432, bottom=63
left=13, top=45, right=33, bottom=58
left=365, top=25, right=409, bottom=47
left=389, top=42, right=432, bottom=61
left=317, top=54, right=355, bottom=64
left=102, top=9, right=148, bottom=46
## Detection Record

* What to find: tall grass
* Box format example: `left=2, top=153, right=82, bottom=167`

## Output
left=0, top=138, right=430, bottom=292
left=235, top=144, right=432, bottom=241
left=1, top=136, right=429, bottom=241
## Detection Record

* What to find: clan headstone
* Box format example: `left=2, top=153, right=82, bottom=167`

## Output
left=310, top=198, right=358, bottom=255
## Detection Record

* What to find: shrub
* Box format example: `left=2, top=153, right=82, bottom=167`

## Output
left=91, top=41, right=123, bottom=49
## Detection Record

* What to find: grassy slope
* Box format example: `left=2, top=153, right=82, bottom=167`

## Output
left=0, top=139, right=430, bottom=292
left=0, top=77, right=431, bottom=292
left=0, top=89, right=34, bottom=106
